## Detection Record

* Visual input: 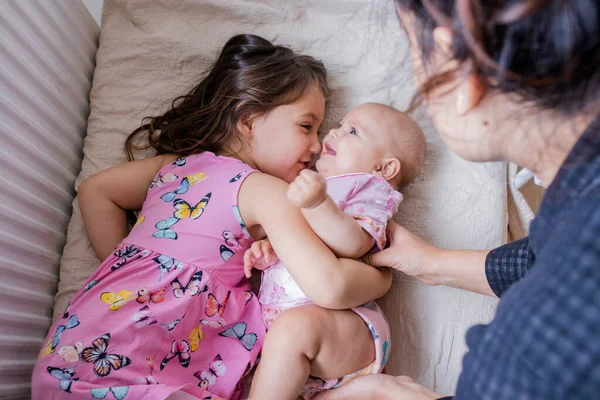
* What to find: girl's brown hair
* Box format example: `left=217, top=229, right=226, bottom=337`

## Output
left=125, top=34, right=328, bottom=161
left=397, top=0, right=599, bottom=116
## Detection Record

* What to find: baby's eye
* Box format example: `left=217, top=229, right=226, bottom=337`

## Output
left=349, top=127, right=357, bottom=135
left=301, top=124, right=312, bottom=131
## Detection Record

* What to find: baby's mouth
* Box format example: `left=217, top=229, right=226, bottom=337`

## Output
left=323, top=142, right=336, bottom=156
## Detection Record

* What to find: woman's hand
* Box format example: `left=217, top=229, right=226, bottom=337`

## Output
left=314, top=374, right=444, bottom=400
left=362, top=221, right=442, bottom=286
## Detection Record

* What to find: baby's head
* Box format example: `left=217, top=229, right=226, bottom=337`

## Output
left=316, top=103, right=426, bottom=190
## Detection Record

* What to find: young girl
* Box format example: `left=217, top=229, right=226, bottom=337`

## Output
left=245, top=103, right=427, bottom=400
left=31, top=34, right=391, bottom=400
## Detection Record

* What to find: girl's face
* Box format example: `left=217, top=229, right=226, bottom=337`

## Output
left=249, top=84, right=325, bottom=183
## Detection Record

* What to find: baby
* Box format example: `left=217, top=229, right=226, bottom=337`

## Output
left=246, top=103, right=427, bottom=399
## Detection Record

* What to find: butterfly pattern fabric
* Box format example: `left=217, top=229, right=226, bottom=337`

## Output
left=81, top=333, right=132, bottom=377
left=47, top=366, right=79, bottom=393
left=153, top=254, right=183, bottom=280
left=205, top=291, right=230, bottom=318
left=101, top=290, right=133, bottom=311
left=218, top=322, right=258, bottom=351
left=173, top=193, right=211, bottom=220
left=32, top=152, right=266, bottom=400
left=136, top=287, right=166, bottom=304
left=171, top=271, right=207, bottom=298
left=90, top=386, right=130, bottom=399
left=194, top=354, right=227, bottom=390
left=131, top=305, right=158, bottom=329
left=41, top=315, right=80, bottom=357
left=160, top=340, right=192, bottom=370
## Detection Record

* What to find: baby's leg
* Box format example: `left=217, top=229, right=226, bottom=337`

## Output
left=249, top=304, right=374, bottom=400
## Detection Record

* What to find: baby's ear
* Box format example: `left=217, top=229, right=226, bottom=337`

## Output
left=377, top=157, right=401, bottom=183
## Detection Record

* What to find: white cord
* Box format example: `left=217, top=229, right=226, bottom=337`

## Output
left=515, top=168, right=543, bottom=189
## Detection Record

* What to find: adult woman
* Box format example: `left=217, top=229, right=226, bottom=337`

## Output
left=317, top=0, right=599, bottom=398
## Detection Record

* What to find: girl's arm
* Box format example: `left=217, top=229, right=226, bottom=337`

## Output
left=239, top=173, right=392, bottom=309
left=78, top=154, right=176, bottom=261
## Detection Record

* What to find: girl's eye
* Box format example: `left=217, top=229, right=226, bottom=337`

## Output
left=349, top=127, right=357, bottom=135
left=301, top=124, right=312, bottom=131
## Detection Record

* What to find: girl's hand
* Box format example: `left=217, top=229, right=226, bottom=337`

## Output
left=243, top=239, right=280, bottom=278
left=287, top=169, right=328, bottom=209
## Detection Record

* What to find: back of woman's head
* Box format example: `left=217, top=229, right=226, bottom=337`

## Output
left=397, top=0, right=599, bottom=116
left=126, top=34, right=328, bottom=160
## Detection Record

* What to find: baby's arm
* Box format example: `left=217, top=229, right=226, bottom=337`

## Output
left=239, top=172, right=391, bottom=310
left=287, top=170, right=375, bottom=259
left=78, top=154, right=176, bottom=261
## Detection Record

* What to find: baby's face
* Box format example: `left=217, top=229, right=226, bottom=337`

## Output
left=316, top=104, right=398, bottom=178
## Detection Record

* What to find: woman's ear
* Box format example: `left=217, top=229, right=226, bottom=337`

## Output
left=433, top=27, right=487, bottom=115
left=456, top=74, right=486, bottom=115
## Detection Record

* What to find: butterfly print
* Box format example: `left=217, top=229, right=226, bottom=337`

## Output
left=62, top=303, right=71, bottom=319
left=153, top=255, right=183, bottom=280
left=131, top=306, right=158, bottom=329
left=42, top=315, right=80, bottom=356
left=222, top=230, right=247, bottom=249
left=171, top=271, right=207, bottom=298
left=160, top=315, right=185, bottom=332
left=110, top=245, right=148, bottom=270
left=47, top=366, right=79, bottom=393
left=232, top=205, right=251, bottom=238
left=229, top=171, right=246, bottom=183
left=200, top=318, right=227, bottom=329
left=244, top=290, right=253, bottom=305
left=81, top=333, right=131, bottom=377
left=136, top=287, right=167, bottom=304
left=173, top=193, right=211, bottom=220
left=189, top=326, right=204, bottom=352
left=160, top=340, right=191, bottom=370
left=85, top=280, right=99, bottom=291
left=194, top=354, right=227, bottom=390
left=161, top=178, right=189, bottom=203
left=186, top=172, right=208, bottom=186
left=132, top=214, right=145, bottom=230
left=218, top=322, right=258, bottom=351
left=172, top=157, right=186, bottom=167
left=220, top=245, right=234, bottom=262
left=205, top=291, right=230, bottom=318
left=153, top=217, right=179, bottom=240
left=90, top=386, right=129, bottom=399
left=100, top=290, right=133, bottom=311
left=150, top=171, right=178, bottom=190
left=58, top=341, right=83, bottom=363
left=137, top=357, right=159, bottom=385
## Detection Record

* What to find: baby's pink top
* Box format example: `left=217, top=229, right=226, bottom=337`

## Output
left=259, top=173, right=402, bottom=323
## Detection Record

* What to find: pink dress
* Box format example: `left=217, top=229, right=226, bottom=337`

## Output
left=259, top=173, right=402, bottom=399
left=32, top=152, right=266, bottom=400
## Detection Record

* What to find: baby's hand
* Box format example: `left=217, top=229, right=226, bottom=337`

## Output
left=287, top=169, right=327, bottom=209
left=243, top=239, right=279, bottom=278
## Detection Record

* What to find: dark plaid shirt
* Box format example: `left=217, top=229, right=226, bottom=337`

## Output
left=441, top=117, right=600, bottom=400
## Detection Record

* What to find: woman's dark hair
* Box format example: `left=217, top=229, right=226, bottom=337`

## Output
left=396, top=0, right=599, bottom=116
left=125, top=34, right=328, bottom=160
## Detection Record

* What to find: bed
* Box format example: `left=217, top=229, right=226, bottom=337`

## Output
left=51, top=0, right=534, bottom=395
